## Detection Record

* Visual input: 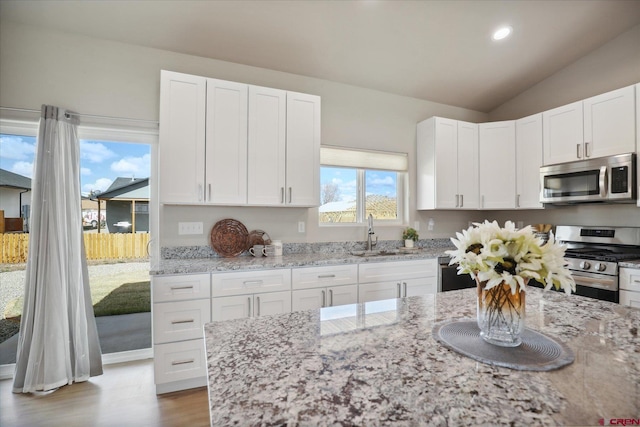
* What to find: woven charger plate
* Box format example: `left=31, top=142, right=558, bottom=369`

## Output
left=210, top=219, right=250, bottom=258
left=248, top=230, right=272, bottom=247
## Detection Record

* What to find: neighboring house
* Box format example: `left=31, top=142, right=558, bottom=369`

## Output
left=81, top=197, right=106, bottom=229
left=97, top=177, right=149, bottom=233
left=0, top=168, right=31, bottom=232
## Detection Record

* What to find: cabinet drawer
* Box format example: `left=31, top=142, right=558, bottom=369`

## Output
left=154, top=339, right=206, bottom=385
left=620, top=290, right=640, bottom=309
left=153, top=299, right=211, bottom=344
left=358, top=259, right=438, bottom=283
left=620, top=268, right=640, bottom=292
left=211, top=269, right=291, bottom=297
left=152, top=274, right=210, bottom=302
left=292, top=264, right=358, bottom=290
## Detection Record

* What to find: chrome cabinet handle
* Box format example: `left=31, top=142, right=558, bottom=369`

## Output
left=281, top=187, right=285, bottom=204
left=288, top=187, right=292, bottom=203
left=247, top=297, right=252, bottom=318
left=455, top=194, right=459, bottom=208
left=318, top=274, right=336, bottom=279
left=243, top=280, right=263, bottom=285
left=208, top=183, right=211, bottom=201
left=256, top=296, right=261, bottom=316
left=576, top=143, right=582, bottom=159
left=321, top=290, right=326, bottom=307
left=396, top=283, right=401, bottom=298
left=170, top=285, right=193, bottom=290
left=198, top=184, right=203, bottom=202
left=171, top=359, right=194, bottom=366
left=171, top=319, right=195, bottom=325
left=585, top=142, right=590, bottom=157
left=481, top=195, right=485, bottom=208
left=516, top=194, right=520, bottom=208
left=403, top=282, right=407, bottom=297
left=460, top=194, right=463, bottom=208
left=329, top=289, right=334, bottom=306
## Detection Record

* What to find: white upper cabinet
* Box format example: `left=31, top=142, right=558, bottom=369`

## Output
left=159, top=71, right=206, bottom=204
left=543, top=85, right=636, bottom=165
left=417, top=117, right=478, bottom=209
left=205, top=79, right=248, bottom=204
left=247, top=86, right=287, bottom=205
left=285, top=91, right=321, bottom=206
left=479, top=121, right=516, bottom=209
left=159, top=70, right=320, bottom=206
left=515, top=113, right=543, bottom=209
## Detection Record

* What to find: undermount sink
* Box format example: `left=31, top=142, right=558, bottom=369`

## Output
left=350, top=250, right=401, bottom=257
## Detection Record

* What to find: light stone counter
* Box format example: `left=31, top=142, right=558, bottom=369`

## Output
left=150, top=247, right=448, bottom=275
left=620, top=259, right=640, bottom=268
left=204, top=287, right=640, bottom=426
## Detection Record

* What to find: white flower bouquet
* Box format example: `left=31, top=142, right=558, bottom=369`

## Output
left=446, top=220, right=576, bottom=295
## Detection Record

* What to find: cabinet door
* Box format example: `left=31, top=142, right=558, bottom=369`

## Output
left=456, top=121, right=479, bottom=209
left=205, top=79, right=248, bottom=204
left=292, top=288, right=324, bottom=311
left=620, top=290, right=640, bottom=309
left=247, top=86, right=287, bottom=205
left=152, top=274, right=211, bottom=303
left=402, top=277, right=437, bottom=297
left=584, top=85, right=636, bottom=159
left=434, top=118, right=459, bottom=209
left=358, top=281, right=401, bottom=303
left=159, top=71, right=206, bottom=203
left=543, top=101, right=583, bottom=164
left=515, top=113, right=543, bottom=209
left=285, top=91, right=321, bottom=206
left=327, top=284, right=358, bottom=307
left=479, top=121, right=516, bottom=209
left=255, top=291, right=292, bottom=317
left=212, top=295, right=251, bottom=322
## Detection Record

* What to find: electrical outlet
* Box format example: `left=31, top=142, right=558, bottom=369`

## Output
left=516, top=221, right=524, bottom=229
left=427, top=218, right=435, bottom=231
left=178, top=222, right=203, bottom=235
left=298, top=221, right=305, bottom=233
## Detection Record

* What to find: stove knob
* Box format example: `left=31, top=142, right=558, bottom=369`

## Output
left=579, top=261, right=591, bottom=270
left=595, top=263, right=606, bottom=272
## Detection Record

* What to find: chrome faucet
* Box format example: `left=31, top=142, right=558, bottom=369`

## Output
left=366, top=214, right=378, bottom=251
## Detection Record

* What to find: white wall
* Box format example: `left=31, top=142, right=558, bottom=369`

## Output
left=0, top=188, right=30, bottom=218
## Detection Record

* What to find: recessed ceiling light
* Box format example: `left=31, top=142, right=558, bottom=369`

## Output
left=492, top=26, right=513, bottom=41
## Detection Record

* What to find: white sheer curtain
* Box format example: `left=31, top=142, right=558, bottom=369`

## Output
left=13, top=105, right=103, bottom=393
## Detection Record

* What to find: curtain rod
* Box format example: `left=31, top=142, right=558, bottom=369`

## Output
left=0, top=106, right=159, bottom=126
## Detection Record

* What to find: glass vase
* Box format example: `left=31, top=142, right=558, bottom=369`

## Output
left=476, top=280, right=525, bottom=347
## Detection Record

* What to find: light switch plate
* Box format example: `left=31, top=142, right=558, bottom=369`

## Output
left=298, top=221, right=305, bottom=233
left=178, top=222, right=203, bottom=235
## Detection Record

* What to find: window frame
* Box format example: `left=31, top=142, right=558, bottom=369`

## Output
left=319, top=164, right=407, bottom=227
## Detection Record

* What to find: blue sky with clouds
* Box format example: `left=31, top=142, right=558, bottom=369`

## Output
left=0, top=133, right=150, bottom=195
left=320, top=167, right=397, bottom=203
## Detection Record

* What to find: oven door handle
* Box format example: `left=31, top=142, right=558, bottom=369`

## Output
left=572, top=273, right=617, bottom=291
left=599, top=166, right=608, bottom=198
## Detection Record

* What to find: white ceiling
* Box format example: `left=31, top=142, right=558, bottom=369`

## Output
left=2, top=0, right=640, bottom=113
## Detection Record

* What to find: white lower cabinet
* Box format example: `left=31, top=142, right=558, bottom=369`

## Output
left=151, top=273, right=211, bottom=394
left=212, top=291, right=292, bottom=321
left=620, top=267, right=640, bottom=308
left=211, top=268, right=292, bottom=321
left=291, top=264, right=358, bottom=311
left=358, top=259, right=438, bottom=303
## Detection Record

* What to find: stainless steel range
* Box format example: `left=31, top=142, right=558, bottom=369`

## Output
left=553, top=225, right=640, bottom=303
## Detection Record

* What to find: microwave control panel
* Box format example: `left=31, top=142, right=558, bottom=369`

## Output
left=611, top=166, right=628, bottom=194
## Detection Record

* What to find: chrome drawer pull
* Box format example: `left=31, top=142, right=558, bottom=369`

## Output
left=171, top=359, right=195, bottom=366
left=171, top=319, right=195, bottom=325
left=170, top=285, right=194, bottom=290
left=243, top=280, right=263, bottom=285
left=318, top=274, right=336, bottom=279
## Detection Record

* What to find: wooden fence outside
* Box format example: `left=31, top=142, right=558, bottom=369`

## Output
left=0, top=233, right=150, bottom=264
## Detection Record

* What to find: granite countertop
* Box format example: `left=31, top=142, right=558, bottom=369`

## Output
left=204, top=288, right=640, bottom=426
left=150, top=247, right=448, bottom=275
left=620, top=259, right=640, bottom=268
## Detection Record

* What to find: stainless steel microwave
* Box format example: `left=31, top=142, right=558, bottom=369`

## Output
left=539, top=153, right=636, bottom=205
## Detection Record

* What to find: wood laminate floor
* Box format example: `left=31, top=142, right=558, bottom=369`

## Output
left=0, top=359, right=210, bottom=427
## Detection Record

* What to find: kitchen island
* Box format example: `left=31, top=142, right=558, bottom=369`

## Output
left=204, top=287, right=639, bottom=426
